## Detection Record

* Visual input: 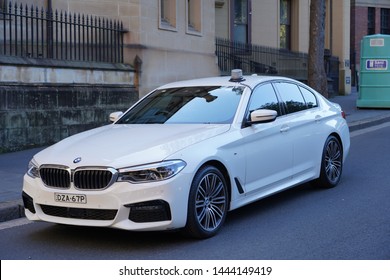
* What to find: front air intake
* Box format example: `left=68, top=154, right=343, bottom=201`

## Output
left=126, top=200, right=172, bottom=223
left=22, top=192, right=36, bottom=214
left=40, top=204, right=118, bottom=220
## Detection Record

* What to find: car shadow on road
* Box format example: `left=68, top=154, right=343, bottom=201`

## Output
left=24, top=181, right=337, bottom=259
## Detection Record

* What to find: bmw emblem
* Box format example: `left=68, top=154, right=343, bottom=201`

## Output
left=73, top=157, right=82, bottom=164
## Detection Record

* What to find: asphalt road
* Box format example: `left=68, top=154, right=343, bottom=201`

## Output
left=1, top=124, right=389, bottom=260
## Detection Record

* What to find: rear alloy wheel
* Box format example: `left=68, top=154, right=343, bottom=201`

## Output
left=184, top=166, right=228, bottom=239
left=316, top=135, right=343, bottom=188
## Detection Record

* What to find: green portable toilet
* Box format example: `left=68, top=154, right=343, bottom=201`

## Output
left=357, top=34, right=390, bottom=108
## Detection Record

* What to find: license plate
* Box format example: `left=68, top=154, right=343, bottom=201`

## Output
left=55, top=193, right=87, bottom=204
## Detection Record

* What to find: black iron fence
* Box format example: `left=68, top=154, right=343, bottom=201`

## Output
left=215, top=37, right=339, bottom=93
left=0, top=1, right=127, bottom=63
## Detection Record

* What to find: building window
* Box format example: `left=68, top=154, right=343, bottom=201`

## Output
left=280, top=0, right=291, bottom=50
left=368, top=7, right=376, bottom=35
left=232, top=0, right=250, bottom=44
left=186, top=0, right=202, bottom=35
left=381, top=8, right=390, bottom=34
left=159, top=0, right=177, bottom=31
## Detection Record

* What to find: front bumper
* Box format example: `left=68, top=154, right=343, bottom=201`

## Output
left=22, top=172, right=192, bottom=231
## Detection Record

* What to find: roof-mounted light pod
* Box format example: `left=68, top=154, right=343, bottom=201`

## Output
left=229, top=69, right=246, bottom=82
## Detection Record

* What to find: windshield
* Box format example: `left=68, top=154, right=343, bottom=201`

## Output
left=116, top=86, right=244, bottom=124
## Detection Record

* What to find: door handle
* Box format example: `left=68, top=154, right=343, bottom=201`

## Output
left=315, top=115, right=322, bottom=123
left=280, top=125, right=290, bottom=133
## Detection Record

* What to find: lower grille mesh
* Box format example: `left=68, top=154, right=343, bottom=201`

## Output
left=127, top=200, right=171, bottom=223
left=40, top=204, right=117, bottom=220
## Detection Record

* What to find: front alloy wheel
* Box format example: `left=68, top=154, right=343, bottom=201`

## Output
left=184, top=166, right=228, bottom=239
left=316, top=135, right=343, bottom=188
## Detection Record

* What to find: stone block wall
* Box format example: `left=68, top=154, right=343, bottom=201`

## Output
left=0, top=58, right=137, bottom=153
left=0, top=83, right=137, bottom=153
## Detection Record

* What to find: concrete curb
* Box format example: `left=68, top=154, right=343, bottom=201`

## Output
left=0, top=200, right=25, bottom=223
left=348, top=114, right=390, bottom=131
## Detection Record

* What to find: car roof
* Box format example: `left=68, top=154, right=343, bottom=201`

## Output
left=157, top=75, right=299, bottom=90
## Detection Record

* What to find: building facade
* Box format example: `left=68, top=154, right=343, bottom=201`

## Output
left=351, top=0, right=390, bottom=86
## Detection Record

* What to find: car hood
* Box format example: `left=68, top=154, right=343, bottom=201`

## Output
left=34, top=124, right=230, bottom=168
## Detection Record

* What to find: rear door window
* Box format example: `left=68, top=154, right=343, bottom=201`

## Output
left=274, top=82, right=307, bottom=114
left=299, top=86, right=318, bottom=108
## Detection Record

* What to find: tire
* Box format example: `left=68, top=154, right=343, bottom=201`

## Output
left=184, top=165, right=229, bottom=239
left=316, top=135, right=343, bottom=188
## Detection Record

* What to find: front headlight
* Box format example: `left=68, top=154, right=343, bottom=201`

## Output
left=117, top=160, right=186, bottom=183
left=27, top=159, right=40, bottom=178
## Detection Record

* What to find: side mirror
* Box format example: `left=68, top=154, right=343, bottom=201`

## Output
left=248, top=109, right=277, bottom=125
left=109, top=111, right=123, bottom=123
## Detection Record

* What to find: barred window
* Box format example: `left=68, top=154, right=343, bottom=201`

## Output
left=381, top=8, right=390, bottom=34
left=368, top=7, right=375, bottom=35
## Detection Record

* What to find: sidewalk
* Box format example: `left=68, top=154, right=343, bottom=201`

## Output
left=1, top=87, right=390, bottom=222
left=0, top=147, right=44, bottom=222
left=331, top=88, right=390, bottom=131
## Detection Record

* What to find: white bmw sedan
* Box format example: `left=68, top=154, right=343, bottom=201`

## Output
left=23, top=70, right=350, bottom=238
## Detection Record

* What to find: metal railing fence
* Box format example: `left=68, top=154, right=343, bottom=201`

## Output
left=1, top=1, right=127, bottom=63
left=215, top=37, right=339, bottom=92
